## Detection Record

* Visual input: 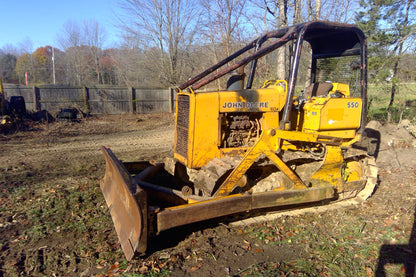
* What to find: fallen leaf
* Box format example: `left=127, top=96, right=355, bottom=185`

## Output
left=365, top=267, right=373, bottom=276
left=188, top=262, right=203, bottom=273
left=243, top=239, right=252, bottom=250
left=107, top=262, right=120, bottom=277
left=138, top=265, right=148, bottom=274
left=254, top=248, right=264, bottom=253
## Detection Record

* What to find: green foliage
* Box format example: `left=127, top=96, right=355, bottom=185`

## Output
left=14, top=53, right=31, bottom=84
left=367, top=82, right=416, bottom=122
left=356, top=0, right=416, bottom=110
left=357, top=0, right=416, bottom=122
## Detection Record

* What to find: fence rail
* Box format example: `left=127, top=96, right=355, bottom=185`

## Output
left=3, top=84, right=176, bottom=115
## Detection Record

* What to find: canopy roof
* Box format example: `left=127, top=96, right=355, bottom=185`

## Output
left=179, top=21, right=366, bottom=91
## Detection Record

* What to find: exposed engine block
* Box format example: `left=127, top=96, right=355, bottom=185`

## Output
left=221, top=112, right=262, bottom=148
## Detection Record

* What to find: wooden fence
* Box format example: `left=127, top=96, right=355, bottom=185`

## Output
left=3, top=84, right=176, bottom=115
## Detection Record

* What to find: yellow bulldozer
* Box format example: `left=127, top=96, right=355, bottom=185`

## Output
left=100, top=21, right=378, bottom=260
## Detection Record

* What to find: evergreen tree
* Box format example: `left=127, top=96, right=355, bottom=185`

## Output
left=356, top=0, right=416, bottom=122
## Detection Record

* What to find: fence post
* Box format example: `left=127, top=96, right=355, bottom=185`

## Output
left=83, top=87, right=90, bottom=114
left=33, top=86, right=40, bottom=111
left=129, top=87, right=136, bottom=114
left=169, top=87, right=175, bottom=113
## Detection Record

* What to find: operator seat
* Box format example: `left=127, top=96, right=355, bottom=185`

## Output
left=303, top=82, right=333, bottom=99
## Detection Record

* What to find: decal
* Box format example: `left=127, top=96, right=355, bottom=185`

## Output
left=221, top=102, right=269, bottom=109
left=347, top=101, right=360, bottom=108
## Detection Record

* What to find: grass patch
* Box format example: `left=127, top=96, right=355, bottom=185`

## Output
left=368, top=82, right=416, bottom=123
left=242, top=206, right=411, bottom=276
left=3, top=174, right=112, bottom=241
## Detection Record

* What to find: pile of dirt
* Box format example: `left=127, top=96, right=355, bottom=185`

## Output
left=376, top=120, right=416, bottom=170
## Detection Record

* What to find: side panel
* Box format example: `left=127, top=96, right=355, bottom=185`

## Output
left=303, top=97, right=362, bottom=132
left=174, top=92, right=221, bottom=169
left=191, top=93, right=221, bottom=168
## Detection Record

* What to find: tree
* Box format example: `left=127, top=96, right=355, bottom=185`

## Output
left=201, top=0, right=248, bottom=57
left=357, top=0, right=416, bottom=122
left=100, top=49, right=117, bottom=85
left=15, top=53, right=32, bottom=84
left=83, top=20, right=107, bottom=84
left=320, top=0, right=358, bottom=22
left=199, top=0, right=249, bottom=89
left=277, top=0, right=288, bottom=80
left=57, top=21, right=83, bottom=50
left=57, top=20, right=107, bottom=85
left=0, top=53, right=17, bottom=82
left=64, top=45, right=95, bottom=85
left=32, top=46, right=53, bottom=84
left=118, top=0, right=200, bottom=86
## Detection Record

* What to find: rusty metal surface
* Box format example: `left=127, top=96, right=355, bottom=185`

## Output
left=178, top=21, right=365, bottom=93
left=100, top=146, right=147, bottom=260
left=157, top=185, right=335, bottom=232
left=177, top=28, right=290, bottom=91
left=190, top=29, right=296, bottom=91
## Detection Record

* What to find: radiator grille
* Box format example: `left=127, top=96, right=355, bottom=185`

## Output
left=175, top=95, right=190, bottom=158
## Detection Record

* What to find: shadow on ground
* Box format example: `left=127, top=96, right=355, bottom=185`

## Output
left=376, top=206, right=416, bottom=277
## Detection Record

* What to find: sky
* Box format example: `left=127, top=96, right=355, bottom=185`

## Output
left=0, top=0, right=121, bottom=52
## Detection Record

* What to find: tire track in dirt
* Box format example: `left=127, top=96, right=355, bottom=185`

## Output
left=47, top=127, right=174, bottom=153
left=0, top=125, right=174, bottom=172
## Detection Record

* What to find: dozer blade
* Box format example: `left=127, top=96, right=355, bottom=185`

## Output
left=100, top=146, right=148, bottom=261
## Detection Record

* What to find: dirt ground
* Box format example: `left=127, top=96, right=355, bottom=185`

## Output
left=0, top=114, right=415, bottom=276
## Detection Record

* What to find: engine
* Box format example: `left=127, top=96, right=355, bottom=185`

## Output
left=220, top=112, right=262, bottom=148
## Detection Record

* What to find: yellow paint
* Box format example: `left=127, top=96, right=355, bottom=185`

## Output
left=310, top=145, right=344, bottom=189
left=331, top=82, right=350, bottom=97
left=213, top=130, right=306, bottom=197
left=303, top=97, right=362, bottom=132
left=174, top=82, right=287, bottom=169
left=344, top=160, right=363, bottom=182
left=174, top=81, right=365, bottom=197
